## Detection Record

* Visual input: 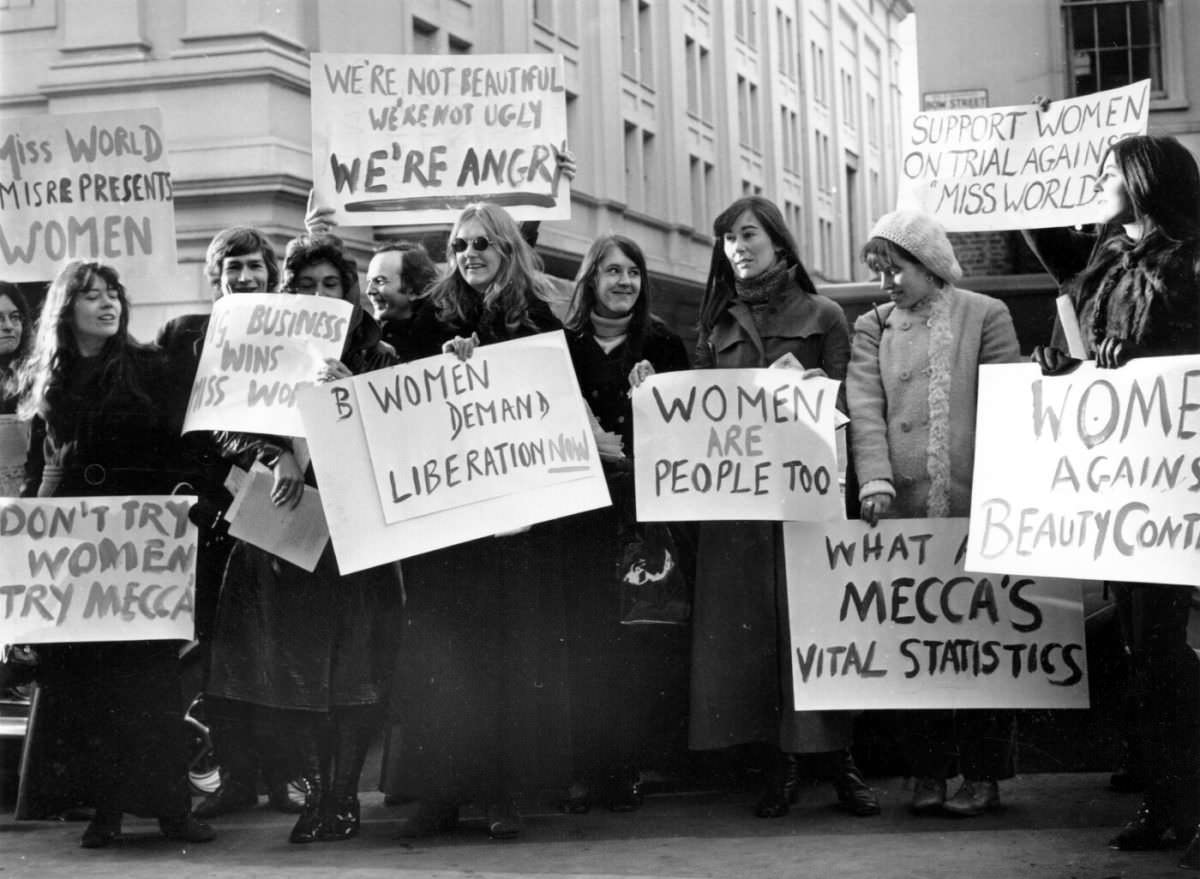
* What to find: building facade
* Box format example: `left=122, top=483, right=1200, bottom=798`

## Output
left=914, top=0, right=1200, bottom=279
left=0, top=0, right=912, bottom=339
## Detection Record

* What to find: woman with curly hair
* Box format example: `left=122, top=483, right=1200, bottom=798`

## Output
left=204, top=234, right=401, bottom=844
left=382, top=202, right=570, bottom=841
left=0, top=281, right=34, bottom=494
left=15, top=260, right=213, bottom=848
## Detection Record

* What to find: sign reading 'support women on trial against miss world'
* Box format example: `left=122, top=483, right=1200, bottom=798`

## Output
left=785, top=518, right=1089, bottom=711
left=898, top=80, right=1150, bottom=231
left=0, top=496, right=197, bottom=649
left=310, top=53, right=572, bottom=226
left=968, top=357, right=1200, bottom=588
left=0, top=107, right=177, bottom=288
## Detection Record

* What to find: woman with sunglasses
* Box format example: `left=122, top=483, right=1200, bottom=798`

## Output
left=15, top=260, right=213, bottom=848
left=382, top=202, right=570, bottom=841
left=205, top=234, right=401, bottom=844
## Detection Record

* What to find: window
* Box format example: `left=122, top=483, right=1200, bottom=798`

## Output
left=624, top=122, right=641, bottom=209
left=738, top=75, right=750, bottom=147
left=412, top=16, right=438, bottom=53
left=699, top=45, right=713, bottom=119
left=866, top=93, right=879, bottom=146
left=448, top=34, right=471, bottom=54
left=780, top=108, right=800, bottom=173
left=686, top=37, right=699, bottom=114
left=810, top=43, right=828, bottom=105
left=1063, top=0, right=1162, bottom=96
left=620, top=0, right=653, bottom=85
left=533, top=0, right=553, bottom=28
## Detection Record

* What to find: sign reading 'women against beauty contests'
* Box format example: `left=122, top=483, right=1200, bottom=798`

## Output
left=297, top=332, right=610, bottom=573
left=898, top=80, right=1150, bottom=231
left=0, top=496, right=197, bottom=649
left=968, top=357, right=1200, bottom=587
left=0, top=108, right=177, bottom=287
left=310, top=53, right=572, bottom=226
left=785, top=518, right=1089, bottom=710
left=183, top=294, right=353, bottom=437
left=632, top=370, right=843, bottom=522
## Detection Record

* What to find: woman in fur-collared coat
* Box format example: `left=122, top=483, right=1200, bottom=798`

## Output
left=1024, top=134, right=1200, bottom=868
left=848, top=209, right=1021, bottom=819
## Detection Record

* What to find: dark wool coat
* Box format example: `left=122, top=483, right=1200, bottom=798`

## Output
left=206, top=309, right=403, bottom=712
left=688, top=276, right=855, bottom=754
left=17, top=346, right=192, bottom=821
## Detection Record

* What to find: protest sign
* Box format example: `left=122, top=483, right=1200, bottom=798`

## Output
left=898, top=80, right=1149, bottom=231
left=0, top=495, right=197, bottom=648
left=785, top=518, right=1089, bottom=710
left=310, top=53, right=571, bottom=226
left=0, top=415, right=27, bottom=497
left=968, top=357, right=1200, bottom=587
left=182, top=293, right=354, bottom=437
left=633, top=369, right=842, bottom=522
left=0, top=108, right=177, bottom=288
left=297, top=332, right=609, bottom=573
left=358, top=333, right=604, bottom=523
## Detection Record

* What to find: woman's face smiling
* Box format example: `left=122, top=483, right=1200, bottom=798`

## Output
left=723, top=210, right=780, bottom=281
left=593, top=245, right=641, bottom=318
left=455, top=218, right=502, bottom=292
left=873, top=253, right=939, bottom=310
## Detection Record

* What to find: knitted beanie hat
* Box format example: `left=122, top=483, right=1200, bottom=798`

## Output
left=869, top=209, right=963, bottom=285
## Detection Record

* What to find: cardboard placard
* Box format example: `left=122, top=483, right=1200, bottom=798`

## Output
left=898, top=80, right=1150, bottom=231
left=0, top=108, right=177, bottom=288
left=310, top=53, right=571, bottom=226
left=0, top=496, right=197, bottom=647
left=785, top=518, right=1089, bottom=710
left=968, top=357, right=1200, bottom=587
left=633, top=369, right=843, bottom=522
left=182, top=293, right=354, bottom=437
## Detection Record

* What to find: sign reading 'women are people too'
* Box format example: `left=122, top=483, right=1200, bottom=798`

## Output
left=310, top=53, right=571, bottom=226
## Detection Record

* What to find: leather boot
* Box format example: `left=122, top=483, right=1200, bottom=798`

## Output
left=487, top=798, right=522, bottom=840
left=755, top=751, right=799, bottom=818
left=289, top=776, right=326, bottom=844
left=830, top=749, right=881, bottom=816
left=943, top=778, right=1000, bottom=817
left=911, top=777, right=947, bottom=815
left=1109, top=801, right=1173, bottom=851
left=192, top=769, right=257, bottom=819
left=320, top=795, right=360, bottom=841
left=1180, top=827, right=1200, bottom=870
left=159, top=814, right=216, bottom=843
left=80, top=809, right=123, bottom=849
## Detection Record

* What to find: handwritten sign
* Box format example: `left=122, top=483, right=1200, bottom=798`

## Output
left=297, top=332, right=609, bottom=573
left=898, top=80, right=1150, bottom=231
left=310, top=53, right=571, bottom=226
left=785, top=518, right=1088, bottom=710
left=0, top=108, right=177, bottom=288
left=0, top=496, right=196, bottom=648
left=633, top=370, right=842, bottom=522
left=0, top=415, right=27, bottom=497
left=182, top=293, right=353, bottom=437
left=968, top=357, right=1200, bottom=587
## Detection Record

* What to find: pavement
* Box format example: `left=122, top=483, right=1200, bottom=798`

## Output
left=1, top=773, right=1195, bottom=879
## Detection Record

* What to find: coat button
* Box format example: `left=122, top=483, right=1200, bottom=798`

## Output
left=899, top=370, right=911, bottom=381
left=617, top=415, right=625, bottom=424
left=899, top=321, right=911, bottom=330
left=591, top=390, right=599, bottom=398
left=899, top=420, right=912, bottom=432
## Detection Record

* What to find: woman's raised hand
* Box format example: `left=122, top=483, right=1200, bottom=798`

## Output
left=442, top=332, right=480, bottom=361
left=555, top=143, right=578, bottom=182
left=304, top=189, right=337, bottom=238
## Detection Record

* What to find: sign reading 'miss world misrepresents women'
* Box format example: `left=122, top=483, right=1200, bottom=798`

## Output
left=310, top=53, right=571, bottom=226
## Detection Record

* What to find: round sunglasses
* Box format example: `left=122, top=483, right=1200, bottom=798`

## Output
left=450, top=236, right=493, bottom=253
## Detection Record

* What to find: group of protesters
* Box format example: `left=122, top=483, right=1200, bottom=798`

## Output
left=1, top=125, right=1199, bottom=871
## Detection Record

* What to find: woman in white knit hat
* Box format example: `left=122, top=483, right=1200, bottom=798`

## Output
left=846, top=208, right=1021, bottom=816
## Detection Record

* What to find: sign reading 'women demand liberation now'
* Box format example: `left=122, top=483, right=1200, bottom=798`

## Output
left=310, top=53, right=572, bottom=226
left=967, top=357, right=1200, bottom=587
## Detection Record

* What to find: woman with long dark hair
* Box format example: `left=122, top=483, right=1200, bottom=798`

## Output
left=1025, top=133, right=1200, bottom=869
left=15, top=260, right=212, bottom=848
left=558, top=234, right=690, bottom=811
left=204, top=234, right=400, bottom=845
left=0, top=281, right=33, bottom=495
left=689, top=196, right=879, bottom=819
left=382, top=202, right=570, bottom=840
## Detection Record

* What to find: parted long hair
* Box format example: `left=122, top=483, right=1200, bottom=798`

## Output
left=697, top=196, right=819, bottom=335
left=0, top=281, right=33, bottom=400
left=565, top=234, right=657, bottom=357
left=17, top=260, right=151, bottom=433
left=427, top=202, right=558, bottom=334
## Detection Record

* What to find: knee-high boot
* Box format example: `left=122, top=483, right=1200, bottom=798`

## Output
left=288, top=719, right=329, bottom=844
left=324, top=706, right=378, bottom=840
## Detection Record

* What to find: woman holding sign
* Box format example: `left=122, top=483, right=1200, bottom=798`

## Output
left=847, top=209, right=1021, bottom=817
left=15, top=259, right=213, bottom=847
left=689, top=196, right=880, bottom=819
left=1023, top=134, right=1200, bottom=866
left=558, top=234, right=691, bottom=812
left=382, top=202, right=570, bottom=841
left=205, top=233, right=401, bottom=845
